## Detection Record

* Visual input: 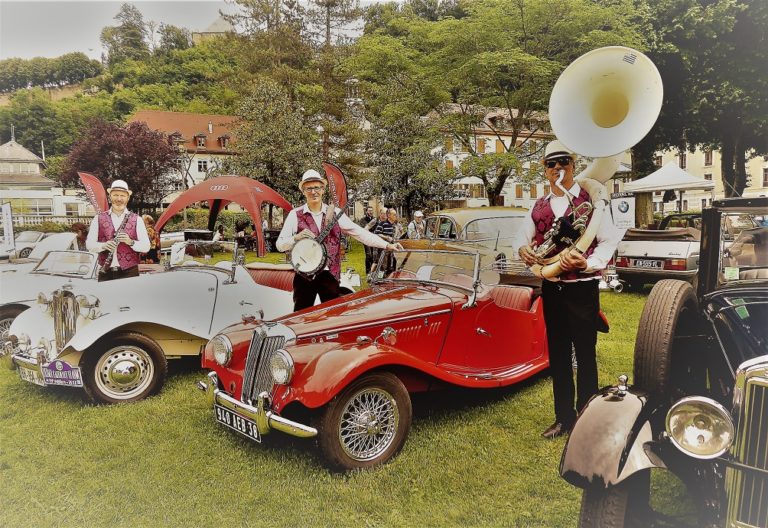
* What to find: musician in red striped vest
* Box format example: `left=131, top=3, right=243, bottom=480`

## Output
left=515, top=140, right=623, bottom=439
left=86, top=179, right=150, bottom=282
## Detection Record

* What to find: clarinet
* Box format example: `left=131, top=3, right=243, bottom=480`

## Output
left=100, top=212, right=132, bottom=273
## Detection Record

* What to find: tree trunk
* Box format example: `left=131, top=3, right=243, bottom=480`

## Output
left=631, top=138, right=658, bottom=227
left=734, top=133, right=747, bottom=197
left=721, top=133, right=736, bottom=198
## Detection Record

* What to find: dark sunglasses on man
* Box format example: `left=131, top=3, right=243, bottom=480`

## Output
left=545, top=156, right=573, bottom=169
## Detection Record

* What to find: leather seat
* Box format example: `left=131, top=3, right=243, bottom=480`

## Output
left=489, top=285, right=533, bottom=311
left=739, top=268, right=768, bottom=280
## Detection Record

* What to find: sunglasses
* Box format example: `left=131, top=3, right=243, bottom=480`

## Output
left=303, top=186, right=325, bottom=194
left=545, top=157, right=572, bottom=169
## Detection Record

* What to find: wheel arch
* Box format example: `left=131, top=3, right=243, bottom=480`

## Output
left=65, top=318, right=208, bottom=355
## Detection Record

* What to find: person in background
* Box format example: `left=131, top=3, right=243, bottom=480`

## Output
left=86, top=179, right=150, bottom=281
left=212, top=225, right=225, bottom=242
left=514, top=140, right=622, bottom=439
left=407, top=210, right=426, bottom=240
left=141, top=214, right=160, bottom=264
left=70, top=222, right=88, bottom=251
left=364, top=206, right=387, bottom=272
left=360, top=206, right=374, bottom=228
left=277, top=170, right=401, bottom=311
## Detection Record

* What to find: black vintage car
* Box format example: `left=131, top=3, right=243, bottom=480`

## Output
left=560, top=197, right=768, bottom=528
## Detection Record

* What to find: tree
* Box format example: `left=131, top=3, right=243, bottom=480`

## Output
left=225, top=78, right=317, bottom=204
left=365, top=114, right=454, bottom=215
left=61, top=119, right=179, bottom=212
left=156, top=24, right=192, bottom=54
left=100, top=3, right=150, bottom=66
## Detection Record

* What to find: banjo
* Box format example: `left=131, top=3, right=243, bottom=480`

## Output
left=290, top=208, right=345, bottom=278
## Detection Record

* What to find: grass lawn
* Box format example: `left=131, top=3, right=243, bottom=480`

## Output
left=0, top=242, right=649, bottom=528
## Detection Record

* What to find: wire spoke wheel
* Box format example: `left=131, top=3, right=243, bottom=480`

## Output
left=339, top=387, right=398, bottom=462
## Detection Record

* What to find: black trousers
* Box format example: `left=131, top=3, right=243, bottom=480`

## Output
left=292, top=270, right=340, bottom=312
left=541, top=279, right=600, bottom=425
left=98, top=266, right=140, bottom=282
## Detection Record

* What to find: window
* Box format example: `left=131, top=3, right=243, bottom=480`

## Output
left=763, top=168, right=768, bottom=187
left=460, top=141, right=469, bottom=153
left=446, top=159, right=454, bottom=170
left=682, top=199, right=688, bottom=211
left=196, top=135, right=207, bottom=148
left=515, top=184, right=523, bottom=199
left=445, top=137, right=453, bottom=152
left=495, top=139, right=505, bottom=153
left=613, top=181, right=620, bottom=194
left=679, top=153, right=686, bottom=169
left=704, top=149, right=713, bottom=166
left=198, top=160, right=208, bottom=173
left=701, top=199, right=707, bottom=210
left=476, top=138, right=486, bottom=153
left=530, top=184, right=537, bottom=199
left=654, top=156, right=662, bottom=167
left=655, top=191, right=662, bottom=196
left=65, top=203, right=79, bottom=216
left=704, top=173, right=712, bottom=181
left=219, top=136, right=230, bottom=149
left=9, top=198, right=52, bottom=215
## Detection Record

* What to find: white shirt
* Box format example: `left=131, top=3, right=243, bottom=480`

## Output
left=86, top=209, right=151, bottom=267
left=512, top=182, right=623, bottom=278
left=276, top=204, right=390, bottom=253
left=407, top=220, right=425, bottom=239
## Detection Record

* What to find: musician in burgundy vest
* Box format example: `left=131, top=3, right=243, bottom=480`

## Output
left=277, top=169, right=403, bottom=312
left=515, top=140, right=623, bottom=439
left=86, top=179, right=151, bottom=282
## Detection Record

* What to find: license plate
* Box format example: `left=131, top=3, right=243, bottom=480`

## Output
left=631, top=259, right=662, bottom=269
left=215, top=404, right=261, bottom=443
left=18, top=366, right=45, bottom=386
left=41, top=360, right=83, bottom=387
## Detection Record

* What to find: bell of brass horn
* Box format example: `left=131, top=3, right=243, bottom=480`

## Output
left=549, top=46, right=663, bottom=160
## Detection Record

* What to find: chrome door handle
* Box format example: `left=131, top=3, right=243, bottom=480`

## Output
left=476, top=327, right=491, bottom=337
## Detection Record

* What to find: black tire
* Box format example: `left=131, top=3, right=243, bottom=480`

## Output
left=633, top=279, right=699, bottom=399
left=17, top=247, right=31, bottom=258
left=0, top=306, right=27, bottom=340
left=316, top=372, right=412, bottom=471
left=81, top=331, right=168, bottom=404
left=579, top=471, right=651, bottom=528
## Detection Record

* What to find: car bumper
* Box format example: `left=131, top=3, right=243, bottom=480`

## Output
left=616, top=268, right=697, bottom=281
left=197, top=371, right=317, bottom=439
left=5, top=348, right=84, bottom=387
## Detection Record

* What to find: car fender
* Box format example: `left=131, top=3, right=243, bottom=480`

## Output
left=559, top=386, right=666, bottom=489
left=278, top=342, right=443, bottom=410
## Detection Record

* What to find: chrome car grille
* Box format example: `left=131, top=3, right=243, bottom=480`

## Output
left=52, top=290, right=78, bottom=351
left=726, top=359, right=768, bottom=528
left=241, top=327, right=285, bottom=404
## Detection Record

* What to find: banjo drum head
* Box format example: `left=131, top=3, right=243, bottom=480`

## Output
left=291, top=237, right=326, bottom=276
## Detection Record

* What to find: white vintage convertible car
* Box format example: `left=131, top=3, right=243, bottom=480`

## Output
left=2, top=242, right=360, bottom=403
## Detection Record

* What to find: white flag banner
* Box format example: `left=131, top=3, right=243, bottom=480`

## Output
left=1, top=202, right=14, bottom=253
left=611, top=192, right=635, bottom=230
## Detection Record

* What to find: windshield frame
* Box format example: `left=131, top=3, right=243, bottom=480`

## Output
left=31, top=250, right=97, bottom=278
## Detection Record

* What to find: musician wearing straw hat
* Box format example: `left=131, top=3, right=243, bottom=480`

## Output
left=86, top=179, right=150, bottom=282
left=277, top=169, right=403, bottom=312
left=515, top=140, right=622, bottom=439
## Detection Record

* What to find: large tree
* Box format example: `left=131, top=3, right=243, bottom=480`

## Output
left=61, top=119, right=179, bottom=212
left=100, top=3, right=151, bottom=66
left=225, top=78, right=317, bottom=204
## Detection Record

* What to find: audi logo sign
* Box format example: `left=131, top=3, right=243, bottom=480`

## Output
left=209, top=185, right=229, bottom=191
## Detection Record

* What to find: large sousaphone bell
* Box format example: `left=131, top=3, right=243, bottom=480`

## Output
left=530, top=46, right=663, bottom=279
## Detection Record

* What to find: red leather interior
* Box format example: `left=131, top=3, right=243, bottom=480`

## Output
left=247, top=268, right=295, bottom=291
left=489, top=285, right=533, bottom=311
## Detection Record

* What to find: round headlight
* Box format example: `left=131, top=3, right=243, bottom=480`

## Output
left=269, top=349, right=294, bottom=385
left=76, top=294, right=99, bottom=309
left=211, top=335, right=232, bottom=367
left=666, top=396, right=734, bottom=459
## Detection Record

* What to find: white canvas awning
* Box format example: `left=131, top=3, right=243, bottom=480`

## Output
left=453, top=176, right=484, bottom=185
left=624, top=162, right=715, bottom=192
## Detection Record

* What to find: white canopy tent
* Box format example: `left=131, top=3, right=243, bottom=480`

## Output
left=624, top=161, right=715, bottom=213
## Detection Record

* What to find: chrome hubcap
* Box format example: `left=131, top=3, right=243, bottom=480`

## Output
left=339, top=387, right=398, bottom=462
left=94, top=345, right=154, bottom=399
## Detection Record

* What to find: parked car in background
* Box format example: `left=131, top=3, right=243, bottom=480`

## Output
left=560, top=197, right=768, bottom=527
left=5, top=231, right=53, bottom=259
left=2, top=242, right=359, bottom=404
left=198, top=241, right=549, bottom=470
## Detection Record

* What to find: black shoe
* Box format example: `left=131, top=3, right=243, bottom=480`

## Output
left=541, top=421, right=572, bottom=439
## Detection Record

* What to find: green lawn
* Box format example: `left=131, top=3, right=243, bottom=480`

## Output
left=0, top=242, right=648, bottom=528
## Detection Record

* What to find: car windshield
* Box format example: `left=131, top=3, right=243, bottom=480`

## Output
left=463, top=217, right=525, bottom=242
left=15, top=231, right=41, bottom=243
left=371, top=249, right=501, bottom=288
left=32, top=251, right=96, bottom=277
left=721, top=214, right=768, bottom=283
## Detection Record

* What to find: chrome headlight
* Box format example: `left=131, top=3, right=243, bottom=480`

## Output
left=37, top=292, right=52, bottom=314
left=211, top=335, right=232, bottom=367
left=666, top=396, right=734, bottom=459
left=76, top=294, right=101, bottom=319
left=269, top=349, right=294, bottom=385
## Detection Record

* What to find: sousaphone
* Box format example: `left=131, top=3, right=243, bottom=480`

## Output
left=530, top=46, right=663, bottom=279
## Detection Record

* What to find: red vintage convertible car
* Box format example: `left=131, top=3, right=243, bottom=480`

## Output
left=198, top=243, right=549, bottom=470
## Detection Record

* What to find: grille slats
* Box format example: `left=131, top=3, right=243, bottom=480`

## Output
left=241, top=328, right=285, bottom=403
left=52, top=290, right=78, bottom=351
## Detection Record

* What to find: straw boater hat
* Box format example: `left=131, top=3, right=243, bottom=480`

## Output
left=107, top=179, right=132, bottom=195
left=298, top=169, right=327, bottom=191
left=542, top=140, right=577, bottom=162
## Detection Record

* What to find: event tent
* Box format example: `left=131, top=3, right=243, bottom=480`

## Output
left=155, top=176, right=291, bottom=256
left=624, top=161, right=715, bottom=193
